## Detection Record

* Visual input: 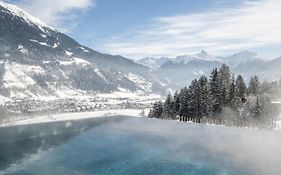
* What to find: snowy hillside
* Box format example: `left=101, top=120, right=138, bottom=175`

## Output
left=137, top=50, right=264, bottom=70
left=136, top=57, right=170, bottom=70
left=135, top=49, right=280, bottom=88
left=220, top=51, right=264, bottom=68
left=1, top=1, right=281, bottom=101
left=0, top=1, right=52, bottom=31
left=172, top=50, right=221, bottom=64
left=0, top=1, right=165, bottom=101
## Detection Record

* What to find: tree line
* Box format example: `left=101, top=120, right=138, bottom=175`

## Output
left=148, top=64, right=280, bottom=128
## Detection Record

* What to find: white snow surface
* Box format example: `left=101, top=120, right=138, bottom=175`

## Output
left=18, top=45, right=28, bottom=54
left=3, top=62, right=37, bottom=89
left=73, top=57, right=91, bottom=65
left=0, top=95, right=11, bottom=104
left=65, top=50, right=73, bottom=56
left=3, top=109, right=144, bottom=127
left=58, top=57, right=90, bottom=66
left=173, top=50, right=221, bottom=64
left=97, top=91, right=161, bottom=101
left=126, top=73, right=153, bottom=92
left=136, top=57, right=170, bottom=70
left=221, top=51, right=263, bottom=67
left=0, top=1, right=53, bottom=32
left=136, top=50, right=222, bottom=68
left=30, top=39, right=52, bottom=47
left=80, top=46, right=90, bottom=53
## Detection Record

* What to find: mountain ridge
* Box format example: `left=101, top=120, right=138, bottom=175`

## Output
left=1, top=1, right=281, bottom=101
left=136, top=50, right=281, bottom=89
left=0, top=2, right=165, bottom=100
left=136, top=50, right=268, bottom=69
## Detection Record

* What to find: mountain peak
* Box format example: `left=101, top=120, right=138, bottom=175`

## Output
left=136, top=57, right=170, bottom=70
left=232, top=51, right=258, bottom=57
left=196, top=50, right=214, bottom=59
left=0, top=1, right=52, bottom=31
left=0, top=1, right=164, bottom=98
left=172, top=50, right=220, bottom=64
left=222, top=51, right=262, bottom=67
left=198, top=50, right=208, bottom=55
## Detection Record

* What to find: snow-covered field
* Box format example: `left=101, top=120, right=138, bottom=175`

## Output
left=2, top=109, right=147, bottom=127
left=0, top=89, right=161, bottom=129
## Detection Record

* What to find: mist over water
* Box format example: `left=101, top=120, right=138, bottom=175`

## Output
left=108, top=118, right=281, bottom=175
left=1, top=117, right=281, bottom=175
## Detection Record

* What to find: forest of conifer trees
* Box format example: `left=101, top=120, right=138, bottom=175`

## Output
left=149, top=64, right=280, bottom=128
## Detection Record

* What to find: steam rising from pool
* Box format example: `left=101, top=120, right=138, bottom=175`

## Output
left=0, top=117, right=280, bottom=175
left=105, top=118, right=281, bottom=175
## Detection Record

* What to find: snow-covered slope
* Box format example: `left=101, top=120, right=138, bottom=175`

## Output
left=136, top=57, right=170, bottom=70
left=172, top=50, right=221, bottom=64
left=146, top=50, right=274, bottom=88
left=137, top=50, right=221, bottom=68
left=1, top=1, right=280, bottom=96
left=0, top=1, right=52, bottom=31
left=154, top=50, right=221, bottom=88
left=0, top=2, right=165, bottom=100
left=221, top=51, right=264, bottom=68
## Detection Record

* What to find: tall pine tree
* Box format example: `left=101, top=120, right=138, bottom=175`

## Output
left=179, top=87, right=189, bottom=117
left=235, top=75, right=247, bottom=99
left=198, top=76, right=213, bottom=117
left=172, top=91, right=180, bottom=116
left=248, top=76, right=260, bottom=95
left=163, top=92, right=174, bottom=119
left=219, top=64, right=231, bottom=104
left=210, top=68, right=222, bottom=114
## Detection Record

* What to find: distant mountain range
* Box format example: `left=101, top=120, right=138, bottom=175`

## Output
left=1, top=1, right=281, bottom=101
left=136, top=50, right=281, bottom=89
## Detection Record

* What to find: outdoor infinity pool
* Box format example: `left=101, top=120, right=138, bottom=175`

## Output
left=0, top=116, right=280, bottom=175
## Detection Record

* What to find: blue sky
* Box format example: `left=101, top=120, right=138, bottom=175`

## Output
left=5, top=0, right=281, bottom=59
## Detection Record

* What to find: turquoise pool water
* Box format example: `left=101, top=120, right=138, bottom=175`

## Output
left=0, top=117, right=280, bottom=175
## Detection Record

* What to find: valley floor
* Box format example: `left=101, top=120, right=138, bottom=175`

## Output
left=4, top=108, right=281, bottom=133
left=0, top=91, right=161, bottom=127
left=2, top=109, right=147, bottom=127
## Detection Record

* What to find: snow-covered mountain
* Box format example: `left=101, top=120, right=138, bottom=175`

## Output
left=262, top=56, right=281, bottom=80
left=137, top=50, right=264, bottom=69
left=137, top=50, right=221, bottom=69
left=1, top=1, right=281, bottom=100
left=172, top=50, right=221, bottom=64
left=136, top=57, right=170, bottom=70
left=155, top=51, right=222, bottom=89
left=136, top=50, right=278, bottom=88
left=0, top=2, right=165, bottom=100
left=220, top=51, right=264, bottom=68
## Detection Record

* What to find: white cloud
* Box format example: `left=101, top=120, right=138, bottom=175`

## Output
left=10, top=0, right=94, bottom=32
left=100, top=0, right=281, bottom=59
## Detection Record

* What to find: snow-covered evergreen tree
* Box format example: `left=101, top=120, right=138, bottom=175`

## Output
left=209, top=68, right=222, bottom=114
left=248, top=76, right=260, bottom=95
left=149, top=64, right=279, bottom=128
left=179, top=87, right=190, bottom=117
left=149, top=101, right=164, bottom=119
left=188, top=79, right=200, bottom=117
left=252, top=96, right=261, bottom=118
left=235, top=75, right=247, bottom=99
left=172, top=91, right=180, bottom=116
left=198, top=76, right=213, bottom=117
left=163, top=92, right=174, bottom=119
left=219, top=64, right=231, bottom=104
left=229, top=74, right=241, bottom=111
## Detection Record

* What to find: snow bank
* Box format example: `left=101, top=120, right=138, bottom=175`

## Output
left=3, top=109, right=144, bottom=127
